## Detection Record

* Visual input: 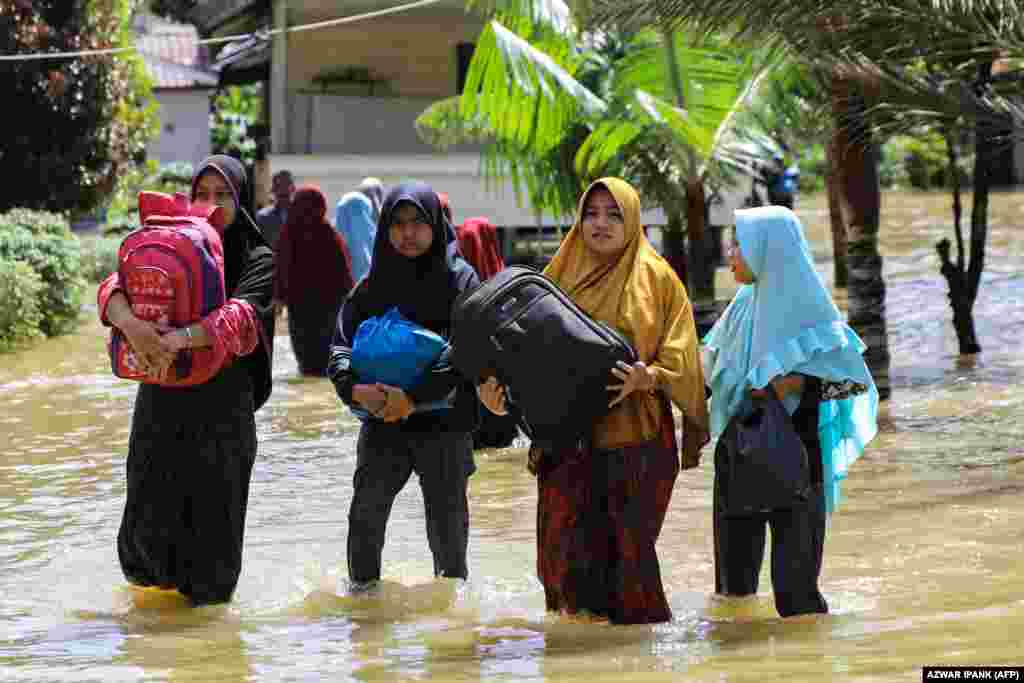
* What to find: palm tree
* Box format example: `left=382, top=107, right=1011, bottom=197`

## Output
left=730, top=62, right=850, bottom=287
left=591, top=0, right=1024, bottom=363
left=416, top=0, right=775, bottom=303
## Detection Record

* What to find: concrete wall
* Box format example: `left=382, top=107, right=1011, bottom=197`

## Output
left=285, top=93, right=478, bottom=155
left=148, top=90, right=213, bottom=165
left=286, top=10, right=484, bottom=98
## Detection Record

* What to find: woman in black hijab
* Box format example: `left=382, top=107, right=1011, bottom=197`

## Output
left=328, top=181, right=480, bottom=586
left=97, top=155, right=275, bottom=606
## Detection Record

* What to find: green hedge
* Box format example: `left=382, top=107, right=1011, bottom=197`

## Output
left=80, top=235, right=121, bottom=284
left=0, top=258, right=45, bottom=352
left=0, top=209, right=85, bottom=339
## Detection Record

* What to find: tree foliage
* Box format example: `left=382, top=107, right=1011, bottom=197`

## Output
left=0, top=0, right=158, bottom=215
left=417, top=0, right=775, bottom=220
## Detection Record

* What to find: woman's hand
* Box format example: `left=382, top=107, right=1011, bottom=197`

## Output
left=106, top=292, right=174, bottom=377
left=123, top=317, right=176, bottom=378
left=352, top=384, right=387, bottom=415
left=375, top=384, right=415, bottom=422
left=608, top=361, right=656, bottom=408
left=477, top=377, right=508, bottom=415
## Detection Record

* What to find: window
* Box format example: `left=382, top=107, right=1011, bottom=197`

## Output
left=456, top=42, right=475, bottom=94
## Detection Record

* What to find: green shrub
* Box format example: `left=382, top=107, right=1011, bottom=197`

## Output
left=0, top=211, right=84, bottom=337
left=0, top=208, right=73, bottom=237
left=0, top=258, right=45, bottom=353
left=105, top=160, right=191, bottom=228
left=80, top=236, right=121, bottom=284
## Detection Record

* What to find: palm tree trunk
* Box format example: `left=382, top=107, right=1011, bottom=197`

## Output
left=662, top=214, right=689, bottom=289
left=825, top=136, right=849, bottom=289
left=935, top=126, right=982, bottom=355
left=831, top=75, right=891, bottom=400
left=685, top=177, right=716, bottom=303
left=663, top=30, right=715, bottom=303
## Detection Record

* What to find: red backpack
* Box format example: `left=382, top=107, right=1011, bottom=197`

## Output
left=108, top=191, right=229, bottom=386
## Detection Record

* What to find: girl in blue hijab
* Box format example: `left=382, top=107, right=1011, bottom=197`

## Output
left=703, top=205, right=878, bottom=618
left=335, top=191, right=378, bottom=285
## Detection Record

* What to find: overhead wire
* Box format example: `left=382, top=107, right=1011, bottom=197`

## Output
left=0, top=0, right=444, bottom=62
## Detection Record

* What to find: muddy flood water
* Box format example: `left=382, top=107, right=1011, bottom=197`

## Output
left=1, top=191, right=1022, bottom=681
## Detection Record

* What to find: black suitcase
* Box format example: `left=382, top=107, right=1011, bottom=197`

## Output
left=450, top=266, right=638, bottom=450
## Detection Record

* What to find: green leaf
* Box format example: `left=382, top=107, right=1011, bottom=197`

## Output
left=460, top=20, right=607, bottom=155
left=574, top=119, right=645, bottom=177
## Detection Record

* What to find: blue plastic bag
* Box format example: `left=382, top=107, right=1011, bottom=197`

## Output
left=350, top=307, right=453, bottom=421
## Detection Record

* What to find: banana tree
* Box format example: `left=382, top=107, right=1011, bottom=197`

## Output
left=416, top=0, right=775, bottom=303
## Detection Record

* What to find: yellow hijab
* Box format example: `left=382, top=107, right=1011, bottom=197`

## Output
left=544, top=178, right=710, bottom=465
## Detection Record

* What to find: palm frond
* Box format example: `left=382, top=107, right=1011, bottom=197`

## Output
left=415, top=97, right=494, bottom=149
left=573, top=118, right=645, bottom=177
left=460, top=20, right=607, bottom=155
left=467, top=0, right=574, bottom=37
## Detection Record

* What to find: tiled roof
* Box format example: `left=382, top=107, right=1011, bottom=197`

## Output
left=135, top=14, right=218, bottom=90
left=144, top=54, right=219, bottom=90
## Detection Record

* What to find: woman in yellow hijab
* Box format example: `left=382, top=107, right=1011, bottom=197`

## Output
left=481, top=178, right=710, bottom=624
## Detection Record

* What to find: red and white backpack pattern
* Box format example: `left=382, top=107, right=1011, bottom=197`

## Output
left=108, top=191, right=228, bottom=387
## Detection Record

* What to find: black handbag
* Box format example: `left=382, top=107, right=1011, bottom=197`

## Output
left=716, top=391, right=811, bottom=517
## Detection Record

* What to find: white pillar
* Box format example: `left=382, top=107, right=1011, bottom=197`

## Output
left=270, top=0, right=289, bottom=153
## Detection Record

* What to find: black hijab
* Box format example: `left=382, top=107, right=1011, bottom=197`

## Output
left=191, top=155, right=276, bottom=410
left=364, top=182, right=462, bottom=334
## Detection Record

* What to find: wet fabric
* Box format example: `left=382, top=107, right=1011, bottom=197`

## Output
left=473, top=409, right=519, bottom=450
left=335, top=192, right=377, bottom=285
left=703, top=205, right=877, bottom=513
left=543, top=178, right=709, bottom=460
left=108, top=156, right=275, bottom=606
left=347, top=424, right=473, bottom=583
left=535, top=401, right=679, bottom=624
left=457, top=217, right=505, bottom=281
left=118, top=362, right=257, bottom=606
left=713, top=376, right=828, bottom=617
left=287, top=303, right=338, bottom=376
left=277, top=186, right=355, bottom=376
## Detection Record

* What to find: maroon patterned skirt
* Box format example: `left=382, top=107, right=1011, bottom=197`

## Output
left=535, top=402, right=680, bottom=624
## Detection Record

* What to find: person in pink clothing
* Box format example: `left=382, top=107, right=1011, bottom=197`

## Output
left=97, top=155, right=275, bottom=606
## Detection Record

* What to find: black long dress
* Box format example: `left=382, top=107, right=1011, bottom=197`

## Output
left=114, top=155, right=275, bottom=606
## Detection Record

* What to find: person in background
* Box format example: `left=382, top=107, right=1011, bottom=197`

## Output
left=97, top=155, right=275, bottom=606
left=456, top=215, right=518, bottom=450
left=256, top=170, right=295, bottom=250
left=479, top=178, right=710, bottom=624
left=274, top=185, right=355, bottom=376
left=764, top=153, right=799, bottom=210
left=457, top=216, right=505, bottom=282
left=703, top=205, right=878, bottom=619
left=327, top=182, right=480, bottom=588
left=336, top=178, right=386, bottom=284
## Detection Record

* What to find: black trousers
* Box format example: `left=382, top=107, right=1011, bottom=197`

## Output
left=347, top=423, right=473, bottom=584
left=713, top=477, right=829, bottom=618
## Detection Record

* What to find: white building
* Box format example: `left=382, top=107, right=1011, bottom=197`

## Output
left=135, top=13, right=218, bottom=166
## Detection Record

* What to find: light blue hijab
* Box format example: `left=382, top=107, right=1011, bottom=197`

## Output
left=335, top=191, right=377, bottom=284
left=703, top=206, right=878, bottom=513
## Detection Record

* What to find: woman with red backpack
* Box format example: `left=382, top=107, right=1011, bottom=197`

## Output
left=97, top=155, right=276, bottom=606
